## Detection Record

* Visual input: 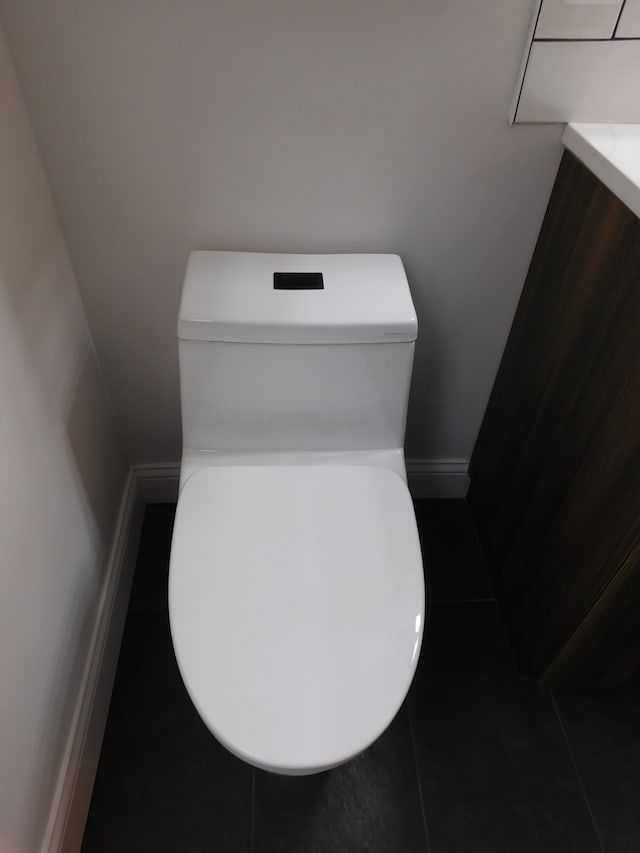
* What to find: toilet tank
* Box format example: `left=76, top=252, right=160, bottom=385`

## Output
left=178, top=251, right=418, bottom=453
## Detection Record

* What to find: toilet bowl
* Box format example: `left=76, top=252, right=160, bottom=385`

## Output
left=169, top=251, right=425, bottom=774
left=169, top=464, right=424, bottom=775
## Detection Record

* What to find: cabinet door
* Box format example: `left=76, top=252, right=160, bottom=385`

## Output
left=542, top=541, right=640, bottom=688
left=469, top=151, right=640, bottom=684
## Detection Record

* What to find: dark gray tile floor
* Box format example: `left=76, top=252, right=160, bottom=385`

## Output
left=81, top=501, right=640, bottom=853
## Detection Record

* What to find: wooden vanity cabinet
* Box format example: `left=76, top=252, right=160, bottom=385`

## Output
left=468, top=150, right=640, bottom=690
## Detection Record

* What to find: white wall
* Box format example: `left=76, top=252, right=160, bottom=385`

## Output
left=0, top=25, right=127, bottom=852
left=0, top=0, right=564, bottom=466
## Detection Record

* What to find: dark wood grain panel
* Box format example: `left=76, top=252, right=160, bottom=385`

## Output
left=468, top=150, right=640, bottom=687
left=469, top=154, right=601, bottom=562
left=541, top=541, right=640, bottom=689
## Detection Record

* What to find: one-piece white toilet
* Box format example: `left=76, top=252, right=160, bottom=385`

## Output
left=168, top=251, right=425, bottom=775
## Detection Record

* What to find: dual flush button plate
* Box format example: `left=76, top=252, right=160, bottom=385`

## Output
left=273, top=272, right=324, bottom=290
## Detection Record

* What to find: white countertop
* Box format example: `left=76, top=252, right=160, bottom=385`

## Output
left=562, top=123, right=640, bottom=221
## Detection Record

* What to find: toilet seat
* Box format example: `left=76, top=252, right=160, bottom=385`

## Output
left=168, top=465, right=425, bottom=775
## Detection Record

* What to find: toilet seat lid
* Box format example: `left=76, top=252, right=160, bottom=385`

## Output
left=169, top=465, right=425, bottom=774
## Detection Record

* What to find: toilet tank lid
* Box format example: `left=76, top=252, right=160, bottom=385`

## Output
left=178, top=251, right=418, bottom=344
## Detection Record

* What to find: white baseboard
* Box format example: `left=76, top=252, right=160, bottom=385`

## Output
left=406, top=459, right=470, bottom=499
left=41, top=470, right=146, bottom=853
left=135, top=462, right=181, bottom=503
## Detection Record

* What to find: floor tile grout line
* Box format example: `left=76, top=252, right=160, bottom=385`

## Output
left=551, top=693, right=606, bottom=853
left=249, top=768, right=256, bottom=853
left=406, top=700, right=432, bottom=853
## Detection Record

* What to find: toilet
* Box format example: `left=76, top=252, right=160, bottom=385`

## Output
left=168, top=251, right=425, bottom=775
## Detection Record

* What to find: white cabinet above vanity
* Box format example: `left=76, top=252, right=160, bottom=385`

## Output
left=535, top=0, right=623, bottom=40
left=616, top=0, right=640, bottom=38
left=511, top=0, right=640, bottom=123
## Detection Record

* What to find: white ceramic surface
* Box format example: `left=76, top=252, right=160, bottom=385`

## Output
left=179, top=251, right=417, bottom=344
left=562, top=123, right=640, bottom=221
left=179, top=339, right=414, bottom=454
left=169, top=465, right=425, bottom=774
left=179, top=252, right=417, bottom=453
left=178, top=448, right=409, bottom=492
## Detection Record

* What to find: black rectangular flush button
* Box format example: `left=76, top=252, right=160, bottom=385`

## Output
left=274, top=272, right=324, bottom=290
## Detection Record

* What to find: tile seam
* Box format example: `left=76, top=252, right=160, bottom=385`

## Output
left=406, top=700, right=433, bottom=853
left=551, top=693, right=606, bottom=853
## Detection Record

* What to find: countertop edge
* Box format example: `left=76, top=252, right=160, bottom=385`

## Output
left=562, top=123, right=640, bottom=222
